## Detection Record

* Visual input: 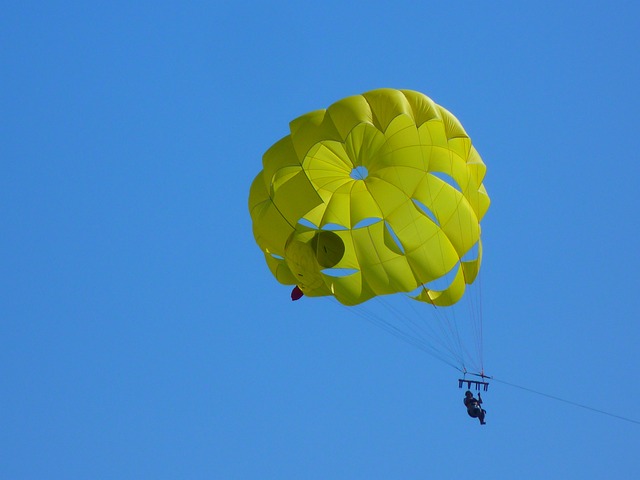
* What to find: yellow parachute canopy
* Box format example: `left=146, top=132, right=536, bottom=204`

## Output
left=249, top=89, right=489, bottom=307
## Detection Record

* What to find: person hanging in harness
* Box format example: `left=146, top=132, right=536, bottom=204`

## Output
left=464, top=390, right=486, bottom=425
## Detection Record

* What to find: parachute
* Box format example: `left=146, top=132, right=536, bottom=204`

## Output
left=249, top=88, right=490, bottom=375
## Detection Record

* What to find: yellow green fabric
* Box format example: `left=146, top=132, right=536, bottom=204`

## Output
left=249, top=89, right=489, bottom=306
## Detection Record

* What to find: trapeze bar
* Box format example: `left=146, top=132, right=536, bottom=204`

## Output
left=458, top=379, right=489, bottom=391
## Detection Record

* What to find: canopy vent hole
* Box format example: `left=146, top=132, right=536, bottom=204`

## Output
left=350, top=166, right=369, bottom=180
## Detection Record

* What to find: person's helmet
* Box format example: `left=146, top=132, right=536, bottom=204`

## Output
left=465, top=390, right=473, bottom=397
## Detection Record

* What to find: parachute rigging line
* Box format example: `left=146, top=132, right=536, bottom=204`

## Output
left=332, top=291, right=488, bottom=377
left=332, top=298, right=465, bottom=372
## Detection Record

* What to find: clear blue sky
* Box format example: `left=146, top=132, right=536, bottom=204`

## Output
left=2, top=1, right=639, bottom=479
